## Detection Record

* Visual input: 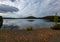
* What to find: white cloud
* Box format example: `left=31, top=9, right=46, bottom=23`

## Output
left=0, top=0, right=60, bottom=17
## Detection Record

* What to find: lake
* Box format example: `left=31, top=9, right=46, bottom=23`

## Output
left=1, top=19, right=59, bottom=29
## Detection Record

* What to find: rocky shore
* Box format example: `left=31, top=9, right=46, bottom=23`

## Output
left=0, top=28, right=60, bottom=42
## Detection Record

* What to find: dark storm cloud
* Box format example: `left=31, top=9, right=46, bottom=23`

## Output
left=10, top=0, right=16, bottom=2
left=0, top=4, right=19, bottom=13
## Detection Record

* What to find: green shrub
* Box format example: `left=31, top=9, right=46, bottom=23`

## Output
left=54, top=13, right=58, bottom=25
left=51, top=13, right=60, bottom=30
left=0, top=16, right=3, bottom=28
left=26, top=26, right=33, bottom=31
left=51, top=24, right=60, bottom=30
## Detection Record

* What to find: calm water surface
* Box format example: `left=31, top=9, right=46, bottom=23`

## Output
left=2, top=19, right=59, bottom=29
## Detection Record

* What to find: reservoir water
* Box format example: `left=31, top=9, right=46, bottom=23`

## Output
left=2, top=19, right=58, bottom=29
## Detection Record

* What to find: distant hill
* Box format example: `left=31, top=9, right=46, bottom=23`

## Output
left=3, top=16, right=60, bottom=19
left=41, top=16, right=60, bottom=22
left=41, top=16, right=60, bottom=19
left=22, top=16, right=38, bottom=19
left=3, top=17, right=19, bottom=19
left=3, top=16, right=41, bottom=19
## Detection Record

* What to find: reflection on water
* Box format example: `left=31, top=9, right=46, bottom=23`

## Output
left=2, top=19, right=59, bottom=29
left=2, top=25, right=19, bottom=29
left=27, top=19, right=35, bottom=22
left=44, top=19, right=60, bottom=22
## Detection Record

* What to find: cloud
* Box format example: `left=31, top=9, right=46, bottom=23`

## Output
left=19, top=0, right=60, bottom=17
left=10, top=0, right=16, bottom=2
left=0, top=4, right=19, bottom=13
left=0, top=0, right=60, bottom=18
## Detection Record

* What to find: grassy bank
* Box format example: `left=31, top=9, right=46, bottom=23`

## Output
left=0, top=28, right=60, bottom=42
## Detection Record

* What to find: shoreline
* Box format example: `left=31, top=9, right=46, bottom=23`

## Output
left=0, top=28, right=60, bottom=42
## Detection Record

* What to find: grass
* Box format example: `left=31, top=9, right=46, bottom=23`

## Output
left=26, top=26, right=33, bottom=31
left=0, top=39, right=5, bottom=42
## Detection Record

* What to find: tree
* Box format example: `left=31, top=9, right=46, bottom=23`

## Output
left=0, top=16, right=3, bottom=28
left=51, top=13, right=60, bottom=30
left=54, top=13, right=58, bottom=25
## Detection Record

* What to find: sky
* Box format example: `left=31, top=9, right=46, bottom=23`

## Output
left=0, top=0, right=60, bottom=18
